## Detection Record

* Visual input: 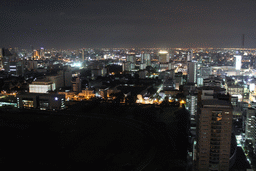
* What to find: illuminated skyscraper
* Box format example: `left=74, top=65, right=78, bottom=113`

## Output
left=81, top=49, right=85, bottom=61
left=187, top=49, right=193, bottom=62
left=245, top=108, right=256, bottom=153
left=234, top=55, right=242, bottom=70
left=186, top=93, right=198, bottom=135
left=141, top=53, right=151, bottom=66
left=122, top=62, right=135, bottom=72
left=40, top=47, right=44, bottom=59
left=127, top=53, right=136, bottom=63
left=33, top=49, right=40, bottom=60
left=158, top=50, right=169, bottom=63
left=187, top=61, right=197, bottom=84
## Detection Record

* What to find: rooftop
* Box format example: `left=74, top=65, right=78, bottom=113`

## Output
left=201, top=99, right=232, bottom=108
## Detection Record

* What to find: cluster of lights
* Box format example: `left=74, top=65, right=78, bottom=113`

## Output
left=71, top=62, right=82, bottom=68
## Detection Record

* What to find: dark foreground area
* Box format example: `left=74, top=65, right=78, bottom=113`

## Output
left=0, top=113, right=151, bottom=170
left=0, top=103, right=189, bottom=170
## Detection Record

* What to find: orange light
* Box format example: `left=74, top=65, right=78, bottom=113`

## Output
left=180, top=100, right=185, bottom=104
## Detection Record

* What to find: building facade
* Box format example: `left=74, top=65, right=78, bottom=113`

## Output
left=158, top=50, right=169, bottom=63
left=245, top=108, right=256, bottom=153
left=196, top=99, right=233, bottom=171
left=187, top=61, right=197, bottom=84
left=17, top=93, right=65, bottom=110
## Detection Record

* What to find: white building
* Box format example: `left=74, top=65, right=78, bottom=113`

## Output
left=29, top=81, right=55, bottom=93
left=234, top=55, right=242, bottom=70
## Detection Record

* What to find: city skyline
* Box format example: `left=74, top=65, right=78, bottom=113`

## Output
left=1, top=0, right=256, bottom=49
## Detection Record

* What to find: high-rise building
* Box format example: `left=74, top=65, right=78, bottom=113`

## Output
left=126, top=52, right=136, bottom=63
left=2, top=48, right=14, bottom=72
left=33, top=49, right=40, bottom=60
left=72, top=77, right=82, bottom=93
left=158, top=50, right=169, bottom=63
left=186, top=93, right=198, bottom=135
left=122, top=62, right=135, bottom=72
left=187, top=49, right=193, bottom=61
left=245, top=108, right=256, bottom=152
left=40, top=47, right=44, bottom=59
left=234, top=55, right=242, bottom=70
left=141, top=53, right=151, bottom=66
left=81, top=49, right=85, bottom=62
left=196, top=98, right=233, bottom=171
left=9, top=61, right=24, bottom=76
left=187, top=61, right=197, bottom=84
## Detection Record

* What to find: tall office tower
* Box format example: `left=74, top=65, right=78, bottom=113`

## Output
left=81, top=49, right=85, bottom=61
left=186, top=93, right=198, bottom=136
left=33, top=50, right=40, bottom=60
left=245, top=108, right=256, bottom=152
left=141, top=53, right=151, bottom=66
left=158, top=50, right=169, bottom=63
left=127, top=54, right=136, bottom=63
left=2, top=48, right=13, bottom=72
left=234, top=55, right=242, bottom=70
left=9, top=61, right=24, bottom=76
left=31, top=45, right=34, bottom=54
left=145, top=53, right=151, bottom=66
left=122, top=62, right=135, bottom=72
left=196, top=98, right=233, bottom=171
left=141, top=52, right=145, bottom=63
left=40, top=47, right=44, bottom=59
left=72, top=77, right=82, bottom=93
left=187, top=49, right=193, bottom=61
left=187, top=61, right=197, bottom=84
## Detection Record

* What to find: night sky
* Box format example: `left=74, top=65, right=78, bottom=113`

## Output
left=1, top=0, right=256, bottom=49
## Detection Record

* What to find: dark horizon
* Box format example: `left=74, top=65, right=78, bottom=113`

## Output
left=1, top=0, right=256, bottom=49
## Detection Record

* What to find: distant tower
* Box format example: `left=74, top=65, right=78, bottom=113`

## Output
left=187, top=49, right=193, bottom=62
left=234, top=55, right=242, bottom=70
left=187, top=61, right=197, bottom=84
left=246, top=108, right=256, bottom=141
left=127, top=52, right=136, bottom=63
left=30, top=45, right=34, bottom=58
left=141, top=53, right=151, bottom=66
left=81, top=49, right=85, bottom=62
left=186, top=92, right=198, bottom=135
left=40, top=47, right=44, bottom=59
left=33, top=50, right=40, bottom=60
left=242, top=34, right=245, bottom=48
left=2, top=48, right=13, bottom=72
left=158, top=50, right=169, bottom=63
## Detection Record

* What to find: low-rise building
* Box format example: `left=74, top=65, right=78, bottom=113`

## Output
left=17, top=93, right=65, bottom=110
